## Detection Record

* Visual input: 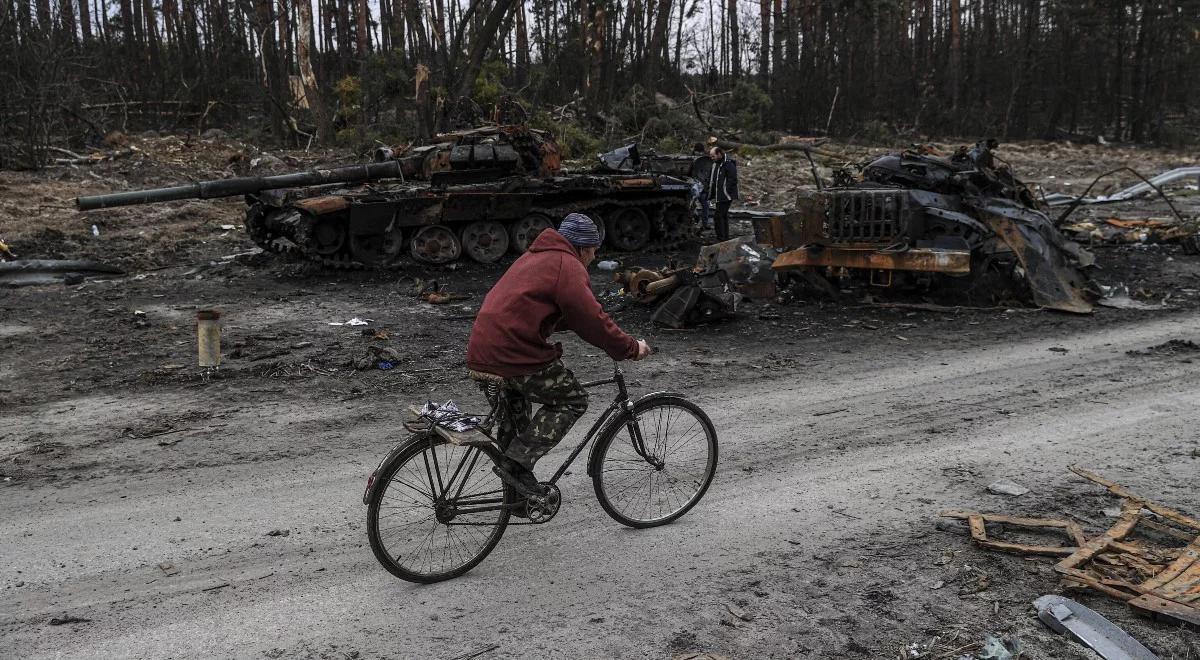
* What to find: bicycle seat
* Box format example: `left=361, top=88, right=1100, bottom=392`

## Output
left=468, top=369, right=506, bottom=384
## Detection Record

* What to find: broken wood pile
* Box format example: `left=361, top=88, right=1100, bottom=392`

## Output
left=943, top=467, right=1200, bottom=630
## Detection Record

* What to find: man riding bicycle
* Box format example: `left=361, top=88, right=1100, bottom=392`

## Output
left=466, top=213, right=651, bottom=497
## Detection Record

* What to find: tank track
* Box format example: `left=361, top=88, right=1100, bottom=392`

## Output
left=244, top=195, right=696, bottom=271
left=246, top=206, right=404, bottom=271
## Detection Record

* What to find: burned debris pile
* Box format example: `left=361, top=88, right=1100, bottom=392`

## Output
left=614, top=237, right=776, bottom=328
left=757, top=140, right=1099, bottom=314
left=614, top=141, right=1109, bottom=326
left=943, top=467, right=1200, bottom=630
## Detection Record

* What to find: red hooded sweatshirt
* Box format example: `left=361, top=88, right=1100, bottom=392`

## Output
left=467, top=229, right=638, bottom=377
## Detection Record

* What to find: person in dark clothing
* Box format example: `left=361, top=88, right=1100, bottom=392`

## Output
left=689, top=143, right=714, bottom=229
left=466, top=213, right=651, bottom=496
left=707, top=147, right=739, bottom=241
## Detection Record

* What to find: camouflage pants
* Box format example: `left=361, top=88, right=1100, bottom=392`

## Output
left=495, top=360, right=588, bottom=471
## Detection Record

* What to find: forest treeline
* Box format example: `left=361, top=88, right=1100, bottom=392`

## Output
left=2, top=0, right=1198, bottom=166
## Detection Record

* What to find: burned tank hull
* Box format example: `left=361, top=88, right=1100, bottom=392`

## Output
left=77, top=125, right=699, bottom=268
left=759, top=141, right=1096, bottom=313
left=246, top=171, right=696, bottom=267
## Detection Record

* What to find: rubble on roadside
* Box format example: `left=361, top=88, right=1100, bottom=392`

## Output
left=613, top=236, right=777, bottom=328
left=1061, top=217, right=1200, bottom=249
left=0, top=259, right=124, bottom=287
left=756, top=140, right=1098, bottom=314
left=941, top=467, right=1200, bottom=630
left=1034, top=594, right=1160, bottom=660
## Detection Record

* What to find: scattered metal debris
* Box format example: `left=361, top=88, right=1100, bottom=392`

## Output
left=47, top=615, right=92, bottom=626
left=986, top=479, right=1031, bottom=497
left=1097, top=284, right=1171, bottom=311
left=615, top=236, right=779, bottom=328
left=1044, top=166, right=1199, bottom=208
left=1034, top=595, right=1160, bottom=660
left=754, top=140, right=1097, bottom=313
left=942, top=467, right=1200, bottom=630
left=1062, top=217, right=1197, bottom=247
left=976, top=635, right=1022, bottom=660
left=0, top=259, right=124, bottom=287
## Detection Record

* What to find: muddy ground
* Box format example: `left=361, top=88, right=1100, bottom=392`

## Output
left=1, top=137, right=1199, bottom=659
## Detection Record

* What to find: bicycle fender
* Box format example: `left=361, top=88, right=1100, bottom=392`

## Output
left=585, top=391, right=688, bottom=477
left=362, top=432, right=433, bottom=506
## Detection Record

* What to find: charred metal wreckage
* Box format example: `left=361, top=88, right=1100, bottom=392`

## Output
left=615, top=237, right=777, bottom=328
left=76, top=126, right=698, bottom=268
left=756, top=140, right=1098, bottom=313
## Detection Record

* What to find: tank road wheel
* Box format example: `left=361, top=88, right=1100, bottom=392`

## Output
left=312, top=217, right=346, bottom=256
left=606, top=207, right=651, bottom=252
left=509, top=213, right=553, bottom=254
left=460, top=221, right=510, bottom=264
left=659, top=205, right=692, bottom=247
left=410, top=225, right=463, bottom=265
left=349, top=222, right=405, bottom=266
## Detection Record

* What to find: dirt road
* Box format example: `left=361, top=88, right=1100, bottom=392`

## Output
left=3, top=137, right=1198, bottom=657
left=4, top=301, right=1198, bottom=658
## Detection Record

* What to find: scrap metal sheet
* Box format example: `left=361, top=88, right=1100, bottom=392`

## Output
left=976, top=200, right=1094, bottom=313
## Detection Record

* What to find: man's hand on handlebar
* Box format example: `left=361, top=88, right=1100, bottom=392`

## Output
left=635, top=339, right=653, bottom=360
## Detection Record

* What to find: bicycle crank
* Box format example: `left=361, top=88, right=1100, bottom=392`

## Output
left=526, top=483, right=561, bottom=524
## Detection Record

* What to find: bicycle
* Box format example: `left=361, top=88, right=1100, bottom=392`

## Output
left=362, top=359, right=718, bottom=583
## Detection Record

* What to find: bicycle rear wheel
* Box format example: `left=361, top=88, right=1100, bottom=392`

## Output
left=367, top=434, right=511, bottom=582
left=590, top=396, right=718, bottom=528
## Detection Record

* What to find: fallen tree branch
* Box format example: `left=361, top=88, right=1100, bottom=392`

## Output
left=46, top=146, right=84, bottom=159
left=50, top=147, right=137, bottom=165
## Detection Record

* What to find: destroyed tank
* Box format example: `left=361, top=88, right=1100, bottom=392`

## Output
left=76, top=126, right=698, bottom=267
left=757, top=140, right=1098, bottom=313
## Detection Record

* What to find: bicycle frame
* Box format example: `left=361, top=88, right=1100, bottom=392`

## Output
left=428, top=364, right=668, bottom=520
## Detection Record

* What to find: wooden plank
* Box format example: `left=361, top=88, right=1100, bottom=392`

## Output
left=1058, top=567, right=1141, bottom=600
left=1138, top=518, right=1198, bottom=543
left=433, top=425, right=493, bottom=447
left=942, top=511, right=1085, bottom=555
left=1057, top=503, right=1141, bottom=571
left=976, top=540, right=1078, bottom=557
left=1128, top=593, right=1200, bottom=630
left=968, top=515, right=987, bottom=542
left=1141, top=538, right=1200, bottom=592
left=1159, top=559, right=1200, bottom=604
left=1070, top=466, right=1200, bottom=531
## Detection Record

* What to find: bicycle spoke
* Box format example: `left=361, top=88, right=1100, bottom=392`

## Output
left=597, top=402, right=715, bottom=525
left=370, top=437, right=511, bottom=581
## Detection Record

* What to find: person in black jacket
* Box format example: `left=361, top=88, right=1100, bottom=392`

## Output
left=688, top=143, right=714, bottom=230
left=706, top=147, right=739, bottom=241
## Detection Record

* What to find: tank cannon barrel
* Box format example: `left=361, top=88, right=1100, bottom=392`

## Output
left=76, top=161, right=403, bottom=211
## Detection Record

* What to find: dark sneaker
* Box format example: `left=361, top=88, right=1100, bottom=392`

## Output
left=506, top=490, right=531, bottom=519
left=492, top=457, right=543, bottom=497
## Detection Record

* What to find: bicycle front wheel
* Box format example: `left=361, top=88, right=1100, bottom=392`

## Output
left=367, top=434, right=511, bottom=583
left=591, top=396, right=718, bottom=528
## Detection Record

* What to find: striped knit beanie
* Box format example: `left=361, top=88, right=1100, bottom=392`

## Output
left=558, top=213, right=602, bottom=247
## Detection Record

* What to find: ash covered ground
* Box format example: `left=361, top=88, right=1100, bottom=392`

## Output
left=1, top=136, right=1198, bottom=658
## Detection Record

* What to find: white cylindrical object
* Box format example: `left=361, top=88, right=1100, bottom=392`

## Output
left=197, top=310, right=222, bottom=367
